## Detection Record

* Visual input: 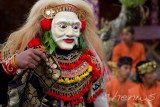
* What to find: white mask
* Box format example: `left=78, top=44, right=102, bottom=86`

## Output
left=51, top=12, right=81, bottom=50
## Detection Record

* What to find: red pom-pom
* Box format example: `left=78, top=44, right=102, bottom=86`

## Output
left=87, top=99, right=92, bottom=103
left=90, top=78, right=94, bottom=82
left=97, top=92, right=100, bottom=95
left=40, top=19, right=51, bottom=31
left=93, top=95, right=97, bottom=98
left=86, top=56, right=91, bottom=63
left=76, top=60, right=81, bottom=65
left=93, top=76, right=97, bottom=80
left=85, top=87, right=89, bottom=92
left=71, top=102, right=76, bottom=106
left=84, top=50, right=89, bottom=54
left=75, top=101, right=79, bottom=105
left=48, top=91, right=52, bottom=96
left=91, top=63, right=96, bottom=67
left=52, top=93, right=57, bottom=97
left=94, top=70, right=99, bottom=75
left=97, top=73, right=101, bottom=78
left=93, top=66, right=96, bottom=71
left=28, top=37, right=41, bottom=48
left=66, top=97, right=70, bottom=102
left=81, top=54, right=86, bottom=60
left=77, top=95, right=80, bottom=99
left=70, top=64, right=75, bottom=69
left=100, top=89, right=104, bottom=93
left=79, top=98, right=83, bottom=103
left=92, top=98, right=95, bottom=101
left=82, top=89, right=86, bottom=93
left=80, top=21, right=86, bottom=32
left=88, top=84, right=92, bottom=88
left=72, top=96, right=76, bottom=100
left=79, top=92, right=83, bottom=96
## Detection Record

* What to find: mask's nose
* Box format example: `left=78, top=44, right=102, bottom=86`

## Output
left=66, top=26, right=74, bottom=37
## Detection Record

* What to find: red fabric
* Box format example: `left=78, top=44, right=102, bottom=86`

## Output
left=2, top=59, right=17, bottom=75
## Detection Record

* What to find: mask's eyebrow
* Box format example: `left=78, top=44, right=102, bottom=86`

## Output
left=54, top=19, right=81, bottom=27
left=73, top=19, right=81, bottom=27
left=55, top=19, right=68, bottom=24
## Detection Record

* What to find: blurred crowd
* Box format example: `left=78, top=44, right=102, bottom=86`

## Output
left=106, top=26, right=160, bottom=107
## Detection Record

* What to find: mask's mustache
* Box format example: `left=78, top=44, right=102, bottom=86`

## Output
left=55, top=36, right=78, bottom=45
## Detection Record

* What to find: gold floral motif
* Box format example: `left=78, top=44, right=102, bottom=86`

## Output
left=20, top=83, right=40, bottom=107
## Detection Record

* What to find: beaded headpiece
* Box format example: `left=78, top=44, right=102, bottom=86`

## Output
left=138, top=61, right=158, bottom=74
left=42, top=4, right=87, bottom=21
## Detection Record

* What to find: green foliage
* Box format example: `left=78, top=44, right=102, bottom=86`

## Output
left=42, top=31, right=87, bottom=54
left=42, top=30, right=57, bottom=54
left=119, top=0, right=147, bottom=8
left=77, top=33, right=87, bottom=53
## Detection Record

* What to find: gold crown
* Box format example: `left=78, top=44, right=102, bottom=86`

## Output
left=138, top=61, right=157, bottom=74
left=42, top=4, right=87, bottom=21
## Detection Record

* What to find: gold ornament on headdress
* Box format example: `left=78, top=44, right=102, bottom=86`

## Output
left=42, top=4, right=87, bottom=21
left=138, top=61, right=158, bottom=75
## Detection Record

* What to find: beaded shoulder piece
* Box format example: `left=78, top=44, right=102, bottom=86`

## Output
left=46, top=49, right=104, bottom=106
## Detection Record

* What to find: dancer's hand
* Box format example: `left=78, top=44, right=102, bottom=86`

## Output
left=14, top=48, right=48, bottom=69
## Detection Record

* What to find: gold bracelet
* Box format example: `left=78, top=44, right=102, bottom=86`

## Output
left=11, top=55, right=19, bottom=69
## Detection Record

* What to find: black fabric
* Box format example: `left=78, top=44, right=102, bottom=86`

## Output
left=0, top=64, right=14, bottom=104
left=86, top=102, right=94, bottom=107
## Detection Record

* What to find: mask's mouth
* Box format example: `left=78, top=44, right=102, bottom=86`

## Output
left=63, top=39, right=74, bottom=43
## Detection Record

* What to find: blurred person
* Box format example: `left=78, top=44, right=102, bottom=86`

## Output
left=107, top=56, right=136, bottom=107
left=112, top=26, right=146, bottom=73
left=128, top=61, right=160, bottom=107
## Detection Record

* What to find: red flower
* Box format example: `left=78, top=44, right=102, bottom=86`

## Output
left=28, top=37, right=41, bottom=48
left=80, top=21, right=86, bottom=32
left=40, top=19, right=51, bottom=31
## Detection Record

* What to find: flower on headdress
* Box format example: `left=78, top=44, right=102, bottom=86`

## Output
left=28, top=37, right=41, bottom=48
left=40, top=19, right=52, bottom=31
left=80, top=21, right=86, bottom=32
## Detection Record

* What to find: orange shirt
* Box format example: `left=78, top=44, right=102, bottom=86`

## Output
left=127, top=82, right=160, bottom=107
left=112, top=42, right=146, bottom=73
left=106, top=78, right=136, bottom=104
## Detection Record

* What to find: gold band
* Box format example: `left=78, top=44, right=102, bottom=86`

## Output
left=11, top=55, right=19, bottom=69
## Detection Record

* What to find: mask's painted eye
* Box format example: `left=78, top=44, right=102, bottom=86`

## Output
left=59, top=24, right=67, bottom=29
left=73, top=25, right=79, bottom=29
